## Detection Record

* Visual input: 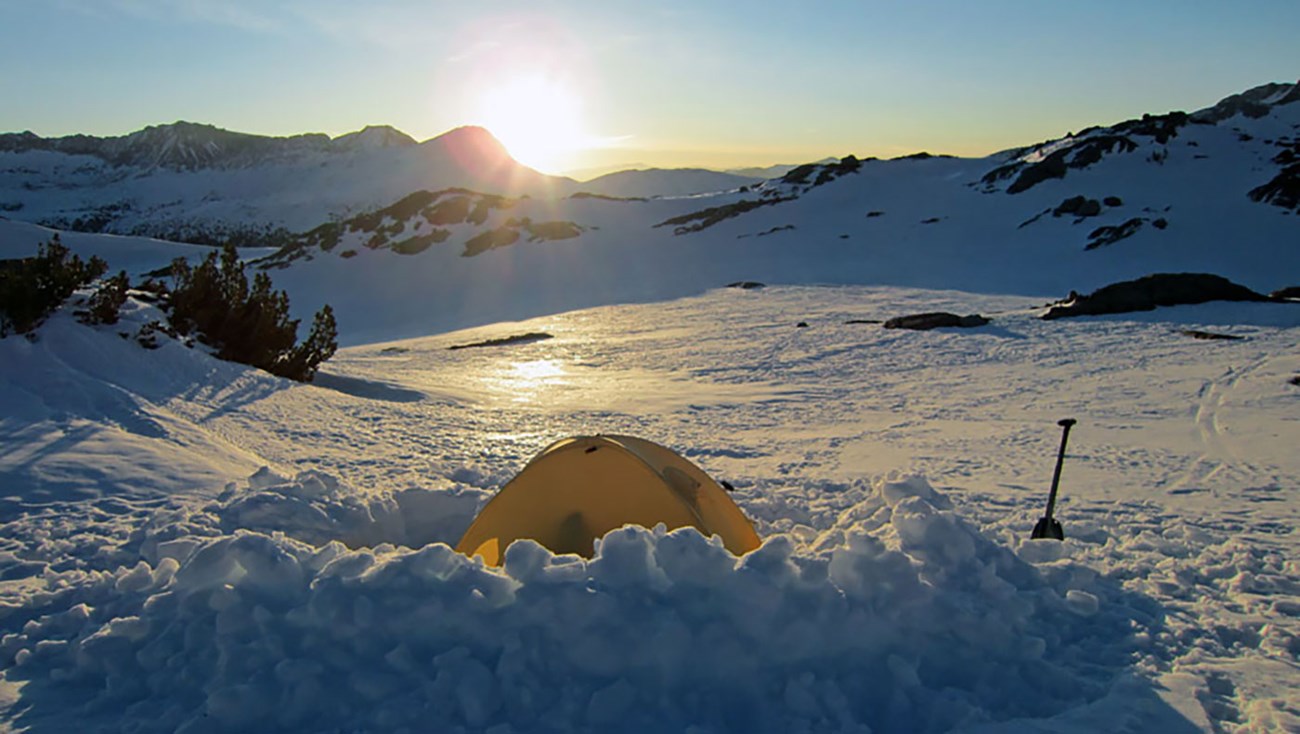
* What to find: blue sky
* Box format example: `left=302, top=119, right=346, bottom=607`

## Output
left=2, top=0, right=1297, bottom=173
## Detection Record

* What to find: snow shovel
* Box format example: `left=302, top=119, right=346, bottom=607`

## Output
left=1031, top=418, right=1076, bottom=541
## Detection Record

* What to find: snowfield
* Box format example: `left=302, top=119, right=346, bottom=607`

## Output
left=1, top=284, right=1297, bottom=733
left=2, top=81, right=1298, bottom=732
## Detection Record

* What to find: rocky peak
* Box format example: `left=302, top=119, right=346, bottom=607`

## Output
left=1191, top=80, right=1300, bottom=123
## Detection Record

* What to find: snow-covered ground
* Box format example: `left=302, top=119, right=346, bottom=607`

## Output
left=0, top=218, right=265, bottom=277
left=2, top=284, right=1296, bottom=733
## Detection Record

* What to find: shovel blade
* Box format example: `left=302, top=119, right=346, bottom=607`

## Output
left=1031, top=516, right=1064, bottom=541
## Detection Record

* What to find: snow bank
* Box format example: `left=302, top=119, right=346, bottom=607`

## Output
left=2, top=471, right=1155, bottom=733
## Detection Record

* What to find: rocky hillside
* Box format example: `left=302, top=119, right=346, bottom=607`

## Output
left=258, top=188, right=588, bottom=268
left=0, top=124, right=767, bottom=243
left=0, top=123, right=561, bottom=241
left=0, top=122, right=417, bottom=171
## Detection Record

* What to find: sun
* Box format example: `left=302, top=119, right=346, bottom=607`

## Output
left=477, top=75, right=588, bottom=174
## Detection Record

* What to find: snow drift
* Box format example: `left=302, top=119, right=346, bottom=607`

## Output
left=3, top=471, right=1154, bottom=734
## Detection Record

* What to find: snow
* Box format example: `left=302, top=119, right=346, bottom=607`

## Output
left=0, top=218, right=256, bottom=277
left=1, top=82, right=1298, bottom=733
left=2, top=282, right=1297, bottom=733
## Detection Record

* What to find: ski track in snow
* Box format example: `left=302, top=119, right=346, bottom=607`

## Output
left=1, top=285, right=1297, bottom=733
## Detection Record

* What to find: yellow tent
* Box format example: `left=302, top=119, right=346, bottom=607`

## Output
left=456, top=435, right=762, bottom=565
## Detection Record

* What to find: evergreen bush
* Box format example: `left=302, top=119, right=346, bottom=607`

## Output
left=169, top=244, right=336, bottom=381
left=0, top=235, right=107, bottom=336
left=83, top=270, right=130, bottom=325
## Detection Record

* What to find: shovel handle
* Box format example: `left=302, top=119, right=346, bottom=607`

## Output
left=1044, top=418, right=1076, bottom=519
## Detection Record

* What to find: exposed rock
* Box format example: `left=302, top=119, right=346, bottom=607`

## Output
left=726, top=281, right=766, bottom=290
left=1248, top=141, right=1300, bottom=212
left=1112, top=112, right=1189, bottom=145
left=523, top=220, right=583, bottom=242
left=754, top=225, right=795, bottom=237
left=865, top=211, right=885, bottom=218
left=1180, top=330, right=1244, bottom=341
left=654, top=196, right=795, bottom=235
left=1042, top=273, right=1271, bottom=320
left=795, top=322, right=809, bottom=328
left=984, top=136, right=1140, bottom=194
left=391, top=230, right=450, bottom=255
left=1191, top=82, right=1300, bottom=124
left=1053, top=196, right=1102, bottom=218
left=1270, top=286, right=1300, bottom=299
left=448, top=332, right=554, bottom=350
left=1085, top=218, right=1146, bottom=249
left=920, top=217, right=942, bottom=224
left=1103, top=196, right=1123, bottom=207
left=462, top=227, right=520, bottom=257
left=883, top=312, right=990, bottom=330
left=779, top=155, right=866, bottom=189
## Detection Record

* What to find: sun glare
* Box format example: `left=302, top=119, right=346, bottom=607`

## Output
left=477, top=75, right=588, bottom=174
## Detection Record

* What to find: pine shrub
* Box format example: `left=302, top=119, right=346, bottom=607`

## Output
left=168, top=244, right=337, bottom=381
left=83, top=270, right=130, bottom=325
left=0, top=235, right=108, bottom=336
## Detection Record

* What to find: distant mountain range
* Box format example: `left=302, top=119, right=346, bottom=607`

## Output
left=2, top=80, right=1297, bottom=343
left=0, top=122, right=758, bottom=244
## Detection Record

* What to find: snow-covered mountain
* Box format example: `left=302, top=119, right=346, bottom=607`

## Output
left=4, top=80, right=1297, bottom=346
left=573, top=167, right=760, bottom=198
left=0, top=120, right=418, bottom=170
left=0, top=123, right=560, bottom=241
left=0, top=124, right=766, bottom=242
left=241, top=80, right=1300, bottom=345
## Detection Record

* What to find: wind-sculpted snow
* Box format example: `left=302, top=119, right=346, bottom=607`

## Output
left=1, top=472, right=1160, bottom=734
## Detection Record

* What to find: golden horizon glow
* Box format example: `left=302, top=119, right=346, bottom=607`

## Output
left=477, top=74, right=590, bottom=174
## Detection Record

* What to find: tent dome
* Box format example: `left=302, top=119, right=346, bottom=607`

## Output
left=456, top=435, right=761, bottom=565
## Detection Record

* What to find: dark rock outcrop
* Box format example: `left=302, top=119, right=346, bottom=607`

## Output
left=1190, top=81, right=1300, bottom=124
left=1248, top=140, right=1300, bottom=213
left=1180, top=330, right=1244, bottom=341
left=884, top=312, right=990, bottom=330
left=1054, top=196, right=1103, bottom=218
left=449, top=332, right=553, bottom=350
left=726, top=281, right=766, bottom=290
left=1085, top=218, right=1146, bottom=249
left=1042, top=274, right=1271, bottom=320
left=1271, top=286, right=1300, bottom=299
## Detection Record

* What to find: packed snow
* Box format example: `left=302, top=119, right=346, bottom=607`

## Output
left=1, top=282, right=1297, bottom=733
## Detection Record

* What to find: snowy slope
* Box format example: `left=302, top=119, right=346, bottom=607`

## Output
left=0, top=124, right=556, bottom=236
left=2, top=124, right=763, bottom=238
left=246, top=82, right=1300, bottom=346
left=573, top=167, right=760, bottom=198
left=0, top=284, right=1297, bottom=733
left=0, top=217, right=272, bottom=276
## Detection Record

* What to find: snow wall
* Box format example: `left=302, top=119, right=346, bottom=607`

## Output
left=3, top=471, right=1153, bottom=733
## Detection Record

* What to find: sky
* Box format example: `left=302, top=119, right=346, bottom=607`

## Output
left=2, top=0, right=1298, bottom=176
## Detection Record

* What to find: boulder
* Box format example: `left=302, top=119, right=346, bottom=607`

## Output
left=1053, top=195, right=1102, bottom=217
left=1270, top=286, right=1300, bottom=299
left=883, top=312, right=990, bottom=330
left=1042, top=273, right=1271, bottom=320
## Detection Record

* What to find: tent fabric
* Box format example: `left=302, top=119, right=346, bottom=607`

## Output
left=456, top=435, right=762, bottom=565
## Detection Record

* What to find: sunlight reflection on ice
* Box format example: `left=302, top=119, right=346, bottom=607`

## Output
left=493, top=359, right=568, bottom=403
